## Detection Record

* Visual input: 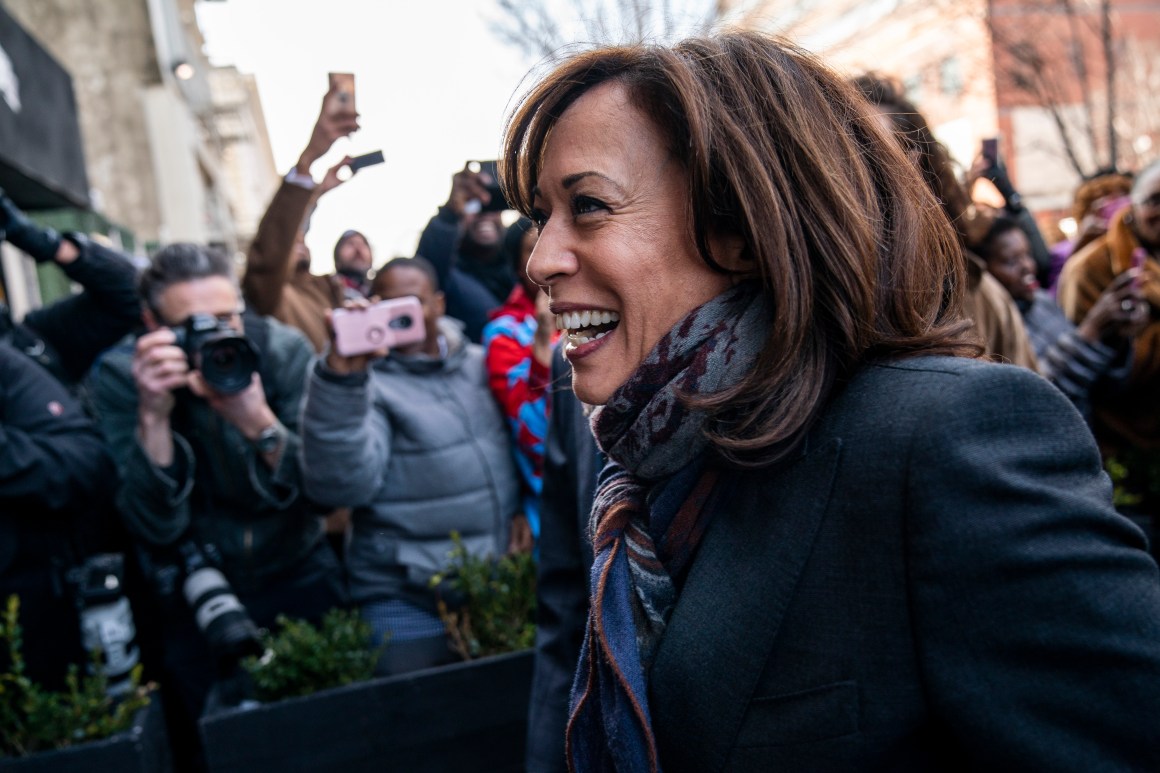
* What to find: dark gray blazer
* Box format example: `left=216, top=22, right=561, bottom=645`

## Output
left=651, top=356, right=1160, bottom=772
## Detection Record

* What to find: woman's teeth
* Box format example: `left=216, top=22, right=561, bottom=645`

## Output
left=555, top=309, right=620, bottom=345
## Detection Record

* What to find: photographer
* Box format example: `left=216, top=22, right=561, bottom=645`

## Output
left=415, top=164, right=516, bottom=342
left=0, top=343, right=115, bottom=689
left=0, top=188, right=139, bottom=386
left=88, top=243, right=346, bottom=766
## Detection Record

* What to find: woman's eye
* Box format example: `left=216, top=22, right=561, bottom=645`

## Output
left=529, top=208, right=549, bottom=229
left=572, top=195, right=605, bottom=216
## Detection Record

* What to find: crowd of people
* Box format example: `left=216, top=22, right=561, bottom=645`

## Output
left=2, top=29, right=1159, bottom=772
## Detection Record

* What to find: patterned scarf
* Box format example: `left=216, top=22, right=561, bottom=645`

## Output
left=566, top=282, right=771, bottom=773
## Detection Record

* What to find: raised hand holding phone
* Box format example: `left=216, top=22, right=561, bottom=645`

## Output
left=326, top=296, right=426, bottom=375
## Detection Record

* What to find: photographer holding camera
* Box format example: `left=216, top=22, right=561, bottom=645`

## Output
left=88, top=243, right=346, bottom=766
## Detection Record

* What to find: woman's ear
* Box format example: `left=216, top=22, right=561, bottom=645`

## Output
left=708, top=231, right=751, bottom=274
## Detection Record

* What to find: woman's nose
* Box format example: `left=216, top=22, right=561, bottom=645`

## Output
left=526, top=223, right=577, bottom=288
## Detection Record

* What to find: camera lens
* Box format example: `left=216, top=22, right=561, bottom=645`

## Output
left=198, top=336, right=259, bottom=395
left=184, top=566, right=264, bottom=662
left=389, top=315, right=413, bottom=330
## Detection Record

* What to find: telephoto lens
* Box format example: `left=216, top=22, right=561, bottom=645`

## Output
left=70, top=554, right=141, bottom=696
left=179, top=542, right=264, bottom=662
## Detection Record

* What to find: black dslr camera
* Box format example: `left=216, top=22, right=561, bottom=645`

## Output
left=173, top=313, right=259, bottom=395
left=67, top=553, right=141, bottom=697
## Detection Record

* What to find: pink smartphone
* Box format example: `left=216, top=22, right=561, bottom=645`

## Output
left=332, top=296, right=425, bottom=357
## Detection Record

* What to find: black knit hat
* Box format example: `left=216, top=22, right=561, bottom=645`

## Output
left=333, top=229, right=367, bottom=261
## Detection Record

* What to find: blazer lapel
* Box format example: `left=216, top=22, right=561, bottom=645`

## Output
left=649, top=437, right=843, bottom=773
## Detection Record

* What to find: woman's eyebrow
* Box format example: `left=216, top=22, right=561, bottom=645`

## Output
left=562, top=171, right=619, bottom=190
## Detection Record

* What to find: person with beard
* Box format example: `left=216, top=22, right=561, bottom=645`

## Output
left=332, top=229, right=374, bottom=299
left=1059, top=160, right=1160, bottom=534
left=416, top=165, right=517, bottom=343
left=242, top=85, right=363, bottom=352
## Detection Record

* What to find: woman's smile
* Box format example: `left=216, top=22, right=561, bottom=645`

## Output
left=554, top=307, right=621, bottom=347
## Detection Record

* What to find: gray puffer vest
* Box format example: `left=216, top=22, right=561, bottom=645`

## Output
left=301, top=319, right=520, bottom=608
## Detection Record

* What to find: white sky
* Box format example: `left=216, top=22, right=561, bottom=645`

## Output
left=196, top=0, right=726, bottom=273
left=196, top=0, right=537, bottom=273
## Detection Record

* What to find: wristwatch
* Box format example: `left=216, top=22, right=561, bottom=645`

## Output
left=253, top=422, right=286, bottom=454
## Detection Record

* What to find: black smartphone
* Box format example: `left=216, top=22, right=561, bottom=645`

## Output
left=474, top=160, right=510, bottom=212
left=348, top=150, right=385, bottom=173
left=981, top=136, right=999, bottom=163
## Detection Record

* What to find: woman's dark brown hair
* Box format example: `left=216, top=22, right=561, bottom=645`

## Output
left=850, top=74, right=976, bottom=249
left=501, top=31, right=974, bottom=465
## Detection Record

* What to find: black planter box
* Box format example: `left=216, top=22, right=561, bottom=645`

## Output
left=200, top=649, right=533, bottom=773
left=0, top=697, right=172, bottom=773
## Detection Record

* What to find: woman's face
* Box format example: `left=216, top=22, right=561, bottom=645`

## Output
left=984, top=228, right=1038, bottom=303
left=527, top=81, right=732, bottom=405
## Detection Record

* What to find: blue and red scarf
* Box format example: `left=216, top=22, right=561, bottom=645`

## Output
left=566, top=282, right=771, bottom=773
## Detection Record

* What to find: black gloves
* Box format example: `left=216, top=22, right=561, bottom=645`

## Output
left=0, top=188, right=62, bottom=263
left=977, top=159, right=1024, bottom=213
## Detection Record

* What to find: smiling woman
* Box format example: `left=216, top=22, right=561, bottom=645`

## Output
left=502, top=31, right=1160, bottom=773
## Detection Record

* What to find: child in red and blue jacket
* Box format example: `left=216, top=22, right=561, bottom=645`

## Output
left=483, top=219, right=556, bottom=547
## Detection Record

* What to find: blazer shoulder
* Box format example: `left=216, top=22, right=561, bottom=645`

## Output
left=825, top=356, right=1069, bottom=439
left=862, top=355, right=1049, bottom=395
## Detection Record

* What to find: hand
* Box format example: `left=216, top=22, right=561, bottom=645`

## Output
left=507, top=513, right=534, bottom=555
left=0, top=187, right=62, bottom=263
left=323, top=300, right=389, bottom=374
left=318, top=155, right=353, bottom=196
left=187, top=370, right=277, bottom=442
left=967, top=153, right=991, bottom=191
left=445, top=164, right=493, bottom=218
left=296, top=88, right=360, bottom=177
left=1076, top=212, right=1109, bottom=245
left=1077, top=269, right=1148, bottom=343
left=132, top=328, right=190, bottom=421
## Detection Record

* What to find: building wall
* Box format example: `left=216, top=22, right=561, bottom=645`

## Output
left=3, top=0, right=253, bottom=253
left=4, top=0, right=165, bottom=241
left=209, top=65, right=278, bottom=249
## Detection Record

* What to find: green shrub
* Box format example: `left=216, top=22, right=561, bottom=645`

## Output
left=0, top=595, right=151, bottom=758
left=430, top=533, right=536, bottom=660
left=242, top=608, right=384, bottom=702
left=1107, top=450, right=1160, bottom=509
